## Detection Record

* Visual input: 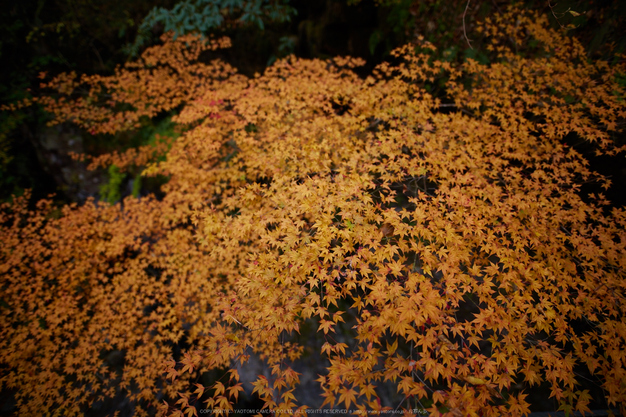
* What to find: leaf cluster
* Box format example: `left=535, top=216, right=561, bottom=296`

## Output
left=2, top=6, right=626, bottom=417
left=126, top=0, right=297, bottom=57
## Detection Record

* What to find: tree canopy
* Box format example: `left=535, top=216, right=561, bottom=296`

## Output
left=1, top=5, right=626, bottom=417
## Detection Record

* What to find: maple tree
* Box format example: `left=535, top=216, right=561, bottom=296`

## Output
left=1, top=6, right=626, bottom=417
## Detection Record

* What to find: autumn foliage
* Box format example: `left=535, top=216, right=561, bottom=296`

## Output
left=2, top=7, right=626, bottom=417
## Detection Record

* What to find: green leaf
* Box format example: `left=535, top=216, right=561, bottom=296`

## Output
left=369, top=30, right=382, bottom=56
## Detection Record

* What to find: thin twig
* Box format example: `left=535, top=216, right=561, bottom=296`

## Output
left=548, top=1, right=565, bottom=29
left=548, top=1, right=580, bottom=30
left=463, top=0, right=473, bottom=49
